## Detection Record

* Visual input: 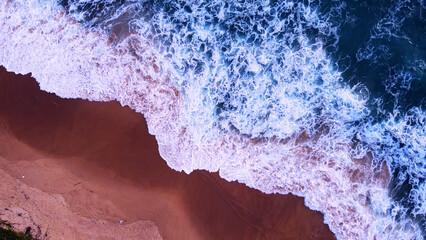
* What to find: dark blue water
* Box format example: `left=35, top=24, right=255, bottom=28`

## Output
left=328, top=0, right=425, bottom=115
left=57, top=0, right=426, bottom=236
left=58, top=0, right=425, bottom=113
left=322, top=0, right=425, bottom=232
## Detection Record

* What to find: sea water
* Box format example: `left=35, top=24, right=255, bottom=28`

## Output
left=0, top=0, right=424, bottom=239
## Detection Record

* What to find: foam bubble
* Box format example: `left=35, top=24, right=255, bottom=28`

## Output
left=0, top=0, right=424, bottom=239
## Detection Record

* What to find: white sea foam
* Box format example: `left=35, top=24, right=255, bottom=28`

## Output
left=0, top=0, right=424, bottom=239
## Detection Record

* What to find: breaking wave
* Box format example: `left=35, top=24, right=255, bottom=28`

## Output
left=0, top=0, right=424, bottom=239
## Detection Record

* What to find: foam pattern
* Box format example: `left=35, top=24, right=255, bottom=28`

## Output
left=0, top=0, right=424, bottom=239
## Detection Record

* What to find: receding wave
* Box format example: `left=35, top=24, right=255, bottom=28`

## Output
left=0, top=0, right=424, bottom=239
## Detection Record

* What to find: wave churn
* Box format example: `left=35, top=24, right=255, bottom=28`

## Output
left=0, top=0, right=424, bottom=239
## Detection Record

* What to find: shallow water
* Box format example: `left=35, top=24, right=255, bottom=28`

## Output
left=0, top=0, right=424, bottom=239
left=0, top=66, right=335, bottom=239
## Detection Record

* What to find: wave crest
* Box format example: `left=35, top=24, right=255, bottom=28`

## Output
left=1, top=0, right=424, bottom=239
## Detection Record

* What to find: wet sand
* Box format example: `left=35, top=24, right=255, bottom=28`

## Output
left=0, top=66, right=336, bottom=240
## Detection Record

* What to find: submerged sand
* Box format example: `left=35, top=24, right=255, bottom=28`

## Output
left=0, top=66, right=335, bottom=240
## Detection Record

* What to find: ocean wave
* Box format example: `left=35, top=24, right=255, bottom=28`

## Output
left=0, top=0, right=424, bottom=239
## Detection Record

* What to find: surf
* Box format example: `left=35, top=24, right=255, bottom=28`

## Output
left=0, top=0, right=424, bottom=239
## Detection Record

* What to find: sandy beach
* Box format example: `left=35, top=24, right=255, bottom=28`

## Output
left=0, top=66, right=335, bottom=239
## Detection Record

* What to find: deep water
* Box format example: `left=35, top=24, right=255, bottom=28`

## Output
left=58, top=0, right=426, bottom=235
left=2, top=0, right=425, bottom=238
left=318, top=0, right=425, bottom=232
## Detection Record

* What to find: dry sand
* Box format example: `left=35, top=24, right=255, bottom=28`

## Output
left=0, top=66, right=336, bottom=240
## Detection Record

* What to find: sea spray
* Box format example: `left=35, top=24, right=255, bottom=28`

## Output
left=0, top=0, right=424, bottom=238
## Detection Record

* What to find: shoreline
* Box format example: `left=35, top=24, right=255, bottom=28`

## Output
left=0, top=66, right=335, bottom=239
